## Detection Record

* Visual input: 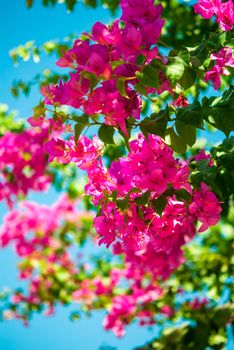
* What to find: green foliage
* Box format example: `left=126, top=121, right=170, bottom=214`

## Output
left=203, top=87, right=234, bottom=137
left=11, top=70, right=69, bottom=98
left=189, top=137, right=234, bottom=203
left=0, top=104, right=24, bottom=135
left=134, top=214, right=234, bottom=350
left=10, top=36, right=75, bottom=66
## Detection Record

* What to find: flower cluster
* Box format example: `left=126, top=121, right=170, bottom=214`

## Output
left=102, top=285, right=161, bottom=337
left=205, top=47, right=234, bottom=89
left=46, top=134, right=222, bottom=280
left=194, top=0, right=234, bottom=31
left=0, top=194, right=167, bottom=336
left=0, top=194, right=81, bottom=259
left=0, top=124, right=49, bottom=207
left=0, top=195, right=94, bottom=305
left=0, top=117, right=65, bottom=207
left=42, top=0, right=168, bottom=134
left=45, top=135, right=103, bottom=169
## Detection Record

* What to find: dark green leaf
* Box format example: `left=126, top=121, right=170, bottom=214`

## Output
left=175, top=121, right=196, bottom=147
left=72, top=114, right=89, bottom=124
left=134, top=191, right=150, bottom=206
left=140, top=106, right=169, bottom=138
left=178, top=47, right=190, bottom=63
left=98, top=124, right=115, bottom=144
left=152, top=196, right=167, bottom=217
left=169, top=127, right=187, bottom=153
left=136, top=54, right=145, bottom=65
left=176, top=101, right=204, bottom=129
left=190, top=36, right=209, bottom=68
left=179, top=66, right=196, bottom=90
left=202, top=87, right=234, bottom=137
left=116, top=198, right=129, bottom=210
left=74, top=122, right=87, bottom=144
left=116, top=79, right=129, bottom=98
left=136, top=64, right=159, bottom=88
left=175, top=188, right=192, bottom=203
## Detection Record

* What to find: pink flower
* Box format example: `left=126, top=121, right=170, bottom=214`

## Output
left=210, top=47, right=234, bottom=68
left=84, top=80, right=142, bottom=135
left=0, top=127, right=52, bottom=206
left=205, top=47, right=234, bottom=89
left=205, top=65, right=222, bottom=90
left=194, top=150, right=213, bottom=166
left=94, top=202, right=119, bottom=248
left=216, top=0, right=234, bottom=31
left=189, top=182, right=222, bottom=232
left=121, top=0, right=164, bottom=46
left=42, top=72, right=89, bottom=108
left=194, top=0, right=234, bottom=31
left=194, top=0, right=218, bottom=19
left=174, top=95, right=188, bottom=107
left=189, top=297, right=209, bottom=310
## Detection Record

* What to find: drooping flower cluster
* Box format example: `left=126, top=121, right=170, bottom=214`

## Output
left=102, top=285, right=161, bottom=337
left=0, top=194, right=166, bottom=337
left=46, top=134, right=222, bottom=280
left=205, top=47, right=234, bottom=89
left=0, top=194, right=85, bottom=259
left=0, top=195, right=94, bottom=301
left=194, top=0, right=234, bottom=31
left=42, top=0, right=168, bottom=134
left=0, top=117, right=65, bottom=207
left=0, top=125, right=49, bottom=207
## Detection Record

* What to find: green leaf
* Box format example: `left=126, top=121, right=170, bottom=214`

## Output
left=166, top=56, right=185, bottom=84
left=134, top=82, right=148, bottom=97
left=136, top=54, right=145, bottom=65
left=98, top=124, right=115, bottom=144
left=116, top=79, right=129, bottom=98
left=136, top=64, right=159, bottom=88
left=212, top=304, right=234, bottom=327
left=72, top=114, right=89, bottom=124
left=175, top=121, right=196, bottom=147
left=190, top=36, right=209, bottom=68
left=74, top=123, right=87, bottom=144
left=178, top=47, right=190, bottom=64
left=116, top=198, right=129, bottom=210
left=179, top=66, right=196, bottom=90
left=134, top=191, right=150, bottom=206
left=208, top=32, right=227, bottom=51
left=168, top=127, right=187, bottom=153
left=176, top=101, right=204, bottom=129
left=152, top=196, right=167, bottom=217
left=33, top=101, right=46, bottom=117
left=56, top=270, right=70, bottom=282
left=175, top=188, right=192, bottom=203
left=202, top=87, right=234, bottom=137
left=140, top=106, right=169, bottom=138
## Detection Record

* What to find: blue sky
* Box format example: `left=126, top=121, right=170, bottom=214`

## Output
left=0, top=1, right=232, bottom=350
